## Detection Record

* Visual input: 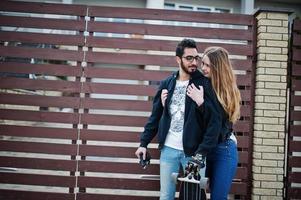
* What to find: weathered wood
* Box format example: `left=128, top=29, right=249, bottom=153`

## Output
left=0, top=190, right=75, bottom=200
left=0, top=156, right=76, bottom=171
left=88, top=21, right=253, bottom=41
left=88, top=6, right=254, bottom=26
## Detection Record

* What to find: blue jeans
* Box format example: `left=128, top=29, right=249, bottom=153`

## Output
left=206, top=139, right=238, bottom=200
left=160, top=146, right=191, bottom=200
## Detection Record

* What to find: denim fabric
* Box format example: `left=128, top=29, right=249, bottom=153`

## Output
left=160, top=146, right=191, bottom=200
left=206, top=139, right=238, bottom=200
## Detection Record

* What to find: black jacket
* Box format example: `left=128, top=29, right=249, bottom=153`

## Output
left=140, top=70, right=227, bottom=156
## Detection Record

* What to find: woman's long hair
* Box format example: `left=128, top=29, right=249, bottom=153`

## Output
left=203, top=47, right=241, bottom=123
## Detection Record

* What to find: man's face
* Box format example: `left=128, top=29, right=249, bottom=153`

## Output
left=177, top=48, right=200, bottom=75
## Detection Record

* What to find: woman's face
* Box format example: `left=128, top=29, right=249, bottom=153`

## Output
left=201, top=55, right=211, bottom=78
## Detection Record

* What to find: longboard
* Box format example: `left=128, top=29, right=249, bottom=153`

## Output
left=172, top=159, right=208, bottom=200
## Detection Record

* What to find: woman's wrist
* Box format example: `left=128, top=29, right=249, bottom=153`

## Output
left=197, top=98, right=204, bottom=107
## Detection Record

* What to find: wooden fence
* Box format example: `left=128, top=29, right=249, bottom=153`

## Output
left=0, top=1, right=256, bottom=199
left=287, top=18, right=301, bottom=199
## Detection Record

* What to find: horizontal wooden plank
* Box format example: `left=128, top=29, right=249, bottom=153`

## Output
left=80, top=129, right=140, bottom=142
left=78, top=176, right=159, bottom=190
left=0, top=1, right=86, bottom=16
left=0, top=189, right=75, bottom=200
left=82, top=98, right=152, bottom=111
left=293, top=19, right=301, bottom=32
left=293, top=47, right=301, bottom=62
left=0, top=15, right=85, bottom=31
left=0, top=109, right=80, bottom=124
left=236, top=167, right=248, bottom=180
left=82, top=82, right=157, bottom=96
left=86, top=37, right=253, bottom=56
left=240, top=105, right=251, bottom=117
left=0, top=172, right=75, bottom=187
left=291, top=95, right=301, bottom=106
left=0, top=46, right=84, bottom=62
left=86, top=52, right=252, bottom=70
left=78, top=145, right=249, bottom=164
left=239, top=151, right=249, bottom=164
left=86, top=51, right=176, bottom=67
left=289, top=125, right=301, bottom=137
left=84, top=67, right=170, bottom=81
left=288, top=172, right=301, bottom=183
left=88, top=6, right=254, bottom=26
left=81, top=98, right=249, bottom=116
left=78, top=160, right=159, bottom=175
left=293, top=32, right=301, bottom=46
left=289, top=140, right=301, bottom=152
left=0, top=31, right=84, bottom=46
left=76, top=184, right=248, bottom=200
left=287, top=188, right=301, bottom=199
left=0, top=140, right=77, bottom=155
left=230, top=182, right=248, bottom=195
left=84, top=67, right=251, bottom=86
left=292, top=63, right=301, bottom=76
left=288, top=156, right=301, bottom=168
left=77, top=193, right=158, bottom=200
left=0, top=156, right=76, bottom=171
left=240, top=89, right=252, bottom=101
left=0, top=62, right=82, bottom=77
left=79, top=145, right=160, bottom=159
left=77, top=176, right=247, bottom=195
left=0, top=125, right=77, bottom=140
left=77, top=160, right=247, bottom=180
left=233, top=120, right=251, bottom=133
left=236, top=74, right=252, bottom=86
left=290, top=110, right=301, bottom=121
left=80, top=128, right=249, bottom=150
left=237, top=135, right=250, bottom=149
left=88, top=21, right=253, bottom=41
left=0, top=93, right=80, bottom=108
left=291, top=79, right=301, bottom=91
left=81, top=113, right=250, bottom=132
left=0, top=77, right=80, bottom=92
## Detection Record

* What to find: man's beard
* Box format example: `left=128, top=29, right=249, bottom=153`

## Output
left=180, top=61, right=197, bottom=75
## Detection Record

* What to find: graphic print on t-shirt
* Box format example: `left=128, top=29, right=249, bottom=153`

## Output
left=169, top=82, right=187, bottom=133
left=164, top=80, right=189, bottom=150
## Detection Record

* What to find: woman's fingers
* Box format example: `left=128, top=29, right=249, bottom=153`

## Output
left=161, top=89, right=168, bottom=107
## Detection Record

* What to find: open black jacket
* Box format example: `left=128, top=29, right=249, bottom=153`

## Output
left=140, top=70, right=227, bottom=157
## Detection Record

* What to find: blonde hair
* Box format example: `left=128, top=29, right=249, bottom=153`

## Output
left=203, top=47, right=241, bottom=123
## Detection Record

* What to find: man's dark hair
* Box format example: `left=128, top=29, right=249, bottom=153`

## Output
left=176, top=39, right=198, bottom=57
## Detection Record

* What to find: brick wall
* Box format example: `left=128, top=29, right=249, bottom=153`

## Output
left=252, top=11, right=290, bottom=200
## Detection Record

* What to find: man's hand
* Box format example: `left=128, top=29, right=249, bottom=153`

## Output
left=187, top=83, right=204, bottom=107
left=135, top=146, right=147, bottom=160
left=192, top=153, right=205, bottom=168
left=161, top=89, right=168, bottom=107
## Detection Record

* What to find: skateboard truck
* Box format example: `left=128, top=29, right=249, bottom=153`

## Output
left=172, top=154, right=208, bottom=190
left=139, top=152, right=151, bottom=169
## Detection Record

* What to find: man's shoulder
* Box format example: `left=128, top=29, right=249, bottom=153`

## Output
left=192, top=70, right=210, bottom=84
left=161, top=71, right=177, bottom=83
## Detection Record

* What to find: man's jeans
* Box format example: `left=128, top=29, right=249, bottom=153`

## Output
left=160, top=146, right=190, bottom=200
left=206, top=138, right=238, bottom=200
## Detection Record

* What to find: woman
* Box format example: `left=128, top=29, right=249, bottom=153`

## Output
left=186, top=46, right=241, bottom=199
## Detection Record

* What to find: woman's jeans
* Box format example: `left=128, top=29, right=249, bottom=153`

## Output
left=206, top=138, right=238, bottom=200
left=160, top=146, right=190, bottom=200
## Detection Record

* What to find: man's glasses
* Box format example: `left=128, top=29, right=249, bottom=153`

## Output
left=182, top=55, right=201, bottom=63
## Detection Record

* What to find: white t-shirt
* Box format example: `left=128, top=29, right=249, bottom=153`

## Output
left=164, top=80, right=189, bottom=150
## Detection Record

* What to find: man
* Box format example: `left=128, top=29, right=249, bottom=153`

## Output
left=135, top=39, right=222, bottom=200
